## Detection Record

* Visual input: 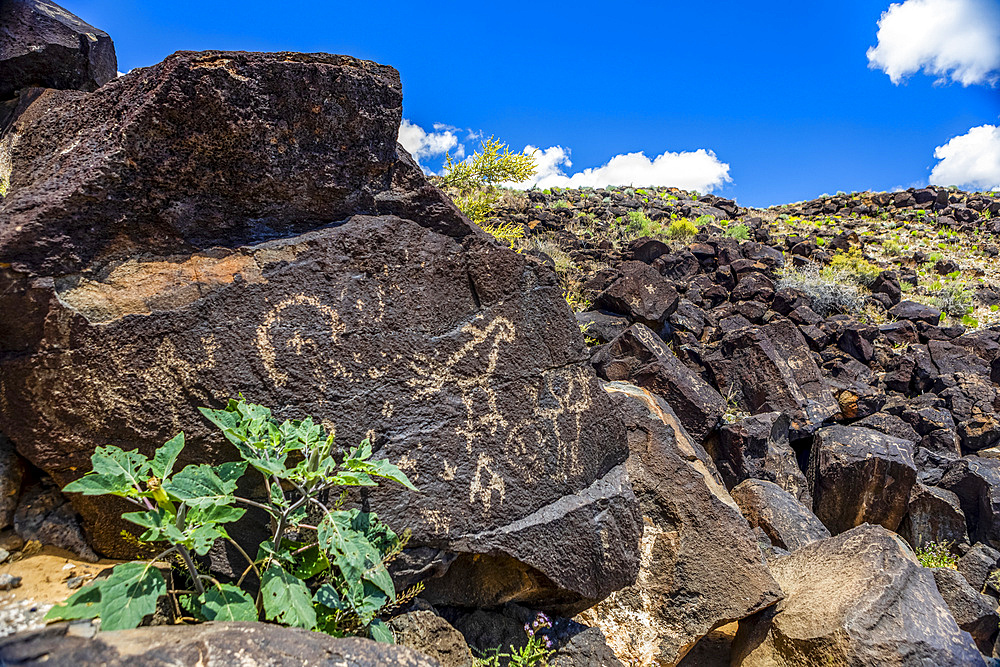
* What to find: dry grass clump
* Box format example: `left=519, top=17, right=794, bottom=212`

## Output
left=777, top=262, right=867, bottom=316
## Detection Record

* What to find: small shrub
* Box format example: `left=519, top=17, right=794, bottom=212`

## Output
left=724, top=223, right=749, bottom=240
left=666, top=219, right=698, bottom=240
left=480, top=220, right=526, bottom=250
left=777, top=263, right=866, bottom=316
left=828, top=248, right=881, bottom=286
left=882, top=238, right=903, bottom=256
left=47, top=398, right=417, bottom=642
left=441, top=136, right=537, bottom=229
left=934, top=281, right=974, bottom=317
left=624, top=211, right=659, bottom=237
left=695, top=214, right=716, bottom=227
left=915, top=541, right=958, bottom=569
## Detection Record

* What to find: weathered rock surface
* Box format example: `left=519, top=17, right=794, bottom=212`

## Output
left=0, top=0, right=117, bottom=100
left=0, top=50, right=641, bottom=613
left=939, top=457, right=1000, bottom=549
left=595, top=260, right=679, bottom=329
left=732, top=525, right=985, bottom=666
left=808, top=425, right=917, bottom=534
left=710, top=412, right=811, bottom=504
left=388, top=610, right=474, bottom=667
left=932, top=567, right=999, bottom=654
left=0, top=621, right=443, bottom=666
left=593, top=323, right=726, bottom=443
left=706, top=319, right=838, bottom=435
left=0, top=435, right=24, bottom=529
left=898, top=482, right=970, bottom=551
left=731, top=479, right=830, bottom=552
left=579, top=382, right=781, bottom=666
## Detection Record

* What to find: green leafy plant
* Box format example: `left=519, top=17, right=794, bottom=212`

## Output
left=48, top=398, right=417, bottom=642
left=828, top=248, right=881, bottom=286
left=724, top=223, right=750, bottom=240
left=915, top=541, right=958, bottom=569
left=441, top=137, right=537, bottom=226
left=480, top=220, right=526, bottom=250
left=475, top=613, right=555, bottom=666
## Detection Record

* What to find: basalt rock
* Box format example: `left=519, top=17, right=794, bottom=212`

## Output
left=732, top=525, right=985, bottom=667
left=898, top=482, right=970, bottom=551
left=0, top=50, right=641, bottom=613
left=593, top=323, right=726, bottom=443
left=807, top=425, right=916, bottom=535
left=580, top=382, right=781, bottom=666
left=0, top=0, right=117, bottom=100
left=731, top=479, right=830, bottom=552
left=0, top=622, right=443, bottom=666
left=932, top=567, right=999, bottom=654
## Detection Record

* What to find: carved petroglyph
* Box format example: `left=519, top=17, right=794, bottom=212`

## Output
left=408, top=314, right=595, bottom=510
left=256, top=294, right=345, bottom=389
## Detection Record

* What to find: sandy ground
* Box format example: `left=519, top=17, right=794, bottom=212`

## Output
left=0, top=544, right=120, bottom=637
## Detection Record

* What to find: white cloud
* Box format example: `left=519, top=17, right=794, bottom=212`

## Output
left=397, top=119, right=464, bottom=171
left=867, top=0, right=1000, bottom=86
left=929, top=124, right=1000, bottom=189
left=513, top=145, right=732, bottom=193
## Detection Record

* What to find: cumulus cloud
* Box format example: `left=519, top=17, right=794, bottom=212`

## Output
left=513, top=145, right=732, bottom=193
left=397, top=119, right=463, bottom=170
left=929, top=124, right=1000, bottom=189
left=867, top=0, right=1000, bottom=86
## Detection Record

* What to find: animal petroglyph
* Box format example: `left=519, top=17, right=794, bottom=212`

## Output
left=408, top=314, right=595, bottom=509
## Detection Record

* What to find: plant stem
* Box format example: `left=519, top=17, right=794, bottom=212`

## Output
left=233, top=496, right=274, bottom=513
left=177, top=545, right=204, bottom=596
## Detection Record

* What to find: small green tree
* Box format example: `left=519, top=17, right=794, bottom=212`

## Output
left=441, top=137, right=536, bottom=247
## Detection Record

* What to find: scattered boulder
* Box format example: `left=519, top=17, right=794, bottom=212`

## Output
left=957, top=543, right=1000, bottom=596
left=551, top=627, right=624, bottom=667
left=580, top=382, right=781, bottom=666
left=0, top=0, right=117, bottom=100
left=807, top=425, right=916, bottom=534
left=388, top=610, right=474, bottom=667
left=898, top=482, right=970, bottom=551
left=732, top=524, right=985, bottom=667
left=594, top=260, right=679, bottom=328
left=932, top=567, right=999, bottom=654
left=710, top=412, right=811, bottom=505
left=939, top=457, right=1000, bottom=549
left=731, top=479, right=830, bottom=552
left=593, top=323, right=726, bottom=443
left=706, top=320, right=838, bottom=435
left=0, top=622, right=443, bottom=666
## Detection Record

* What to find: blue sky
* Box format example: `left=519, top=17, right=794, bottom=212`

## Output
left=66, top=0, right=1000, bottom=207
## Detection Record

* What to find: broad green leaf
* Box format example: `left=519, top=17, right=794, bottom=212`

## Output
left=369, top=619, right=395, bottom=644
left=44, top=581, right=103, bottom=621
left=97, top=562, right=166, bottom=631
left=260, top=564, right=317, bottom=629
left=289, top=544, right=329, bottom=580
left=317, top=510, right=385, bottom=586
left=63, top=473, right=133, bottom=496
left=313, top=583, right=344, bottom=610
left=163, top=464, right=238, bottom=508
left=364, top=459, right=417, bottom=491
left=188, top=504, right=245, bottom=526
left=150, top=433, right=185, bottom=479
left=122, top=508, right=169, bottom=530
left=364, top=563, right=395, bottom=599
left=216, top=461, right=248, bottom=487
left=199, top=584, right=257, bottom=622
left=328, top=471, right=378, bottom=487
left=189, top=525, right=225, bottom=555
left=90, top=446, right=150, bottom=489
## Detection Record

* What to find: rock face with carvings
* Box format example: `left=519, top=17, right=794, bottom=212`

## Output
left=0, top=50, right=641, bottom=613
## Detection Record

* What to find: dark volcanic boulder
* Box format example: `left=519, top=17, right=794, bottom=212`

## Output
left=732, top=525, right=985, bottom=667
left=898, top=482, right=970, bottom=551
left=580, top=382, right=781, bottom=666
left=939, top=457, right=1000, bottom=550
left=808, top=425, right=917, bottom=534
left=705, top=319, right=838, bottom=435
left=731, top=479, right=830, bottom=552
left=711, top=412, right=811, bottom=505
left=593, top=323, right=726, bottom=443
left=594, top=260, right=679, bottom=328
left=932, top=567, right=999, bottom=654
left=0, top=0, right=117, bottom=100
left=0, top=51, right=641, bottom=614
left=0, top=621, right=443, bottom=666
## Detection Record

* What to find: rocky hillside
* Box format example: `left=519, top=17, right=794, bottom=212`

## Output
left=3, top=1, right=1000, bottom=665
